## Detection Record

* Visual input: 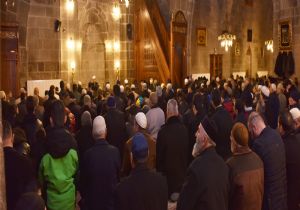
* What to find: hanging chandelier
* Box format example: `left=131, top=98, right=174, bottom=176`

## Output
left=120, top=0, right=130, bottom=8
left=265, top=40, right=273, bottom=53
left=218, top=31, right=236, bottom=52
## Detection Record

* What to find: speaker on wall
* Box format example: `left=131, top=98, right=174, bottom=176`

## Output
left=127, top=23, right=133, bottom=40
left=54, top=19, right=61, bottom=32
left=247, top=29, right=252, bottom=42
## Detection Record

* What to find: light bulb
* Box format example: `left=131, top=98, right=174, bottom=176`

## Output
left=112, top=5, right=121, bottom=20
left=66, top=0, right=74, bottom=12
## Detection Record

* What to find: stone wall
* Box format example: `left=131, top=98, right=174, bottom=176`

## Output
left=26, top=0, right=61, bottom=83
left=59, top=0, right=135, bottom=87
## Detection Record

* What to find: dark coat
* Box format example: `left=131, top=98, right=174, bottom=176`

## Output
left=283, top=132, right=300, bottom=210
left=115, top=164, right=168, bottom=210
left=4, top=147, right=36, bottom=210
left=227, top=149, right=264, bottom=210
left=252, top=127, right=287, bottom=210
left=104, top=108, right=128, bottom=162
left=81, top=140, right=120, bottom=210
left=177, top=147, right=229, bottom=210
left=75, top=125, right=94, bottom=167
left=265, top=92, right=280, bottom=129
left=156, top=116, right=189, bottom=196
left=211, top=106, right=233, bottom=160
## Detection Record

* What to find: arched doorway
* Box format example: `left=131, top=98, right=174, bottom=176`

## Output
left=171, top=11, right=188, bottom=86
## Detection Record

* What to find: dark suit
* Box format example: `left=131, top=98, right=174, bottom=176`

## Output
left=81, top=140, right=120, bottom=210
left=105, top=108, right=128, bottom=162
left=283, top=132, right=300, bottom=210
left=252, top=127, right=287, bottom=210
left=211, top=105, right=233, bottom=160
left=115, top=164, right=168, bottom=210
left=177, top=147, right=229, bottom=210
left=4, top=147, right=36, bottom=210
left=156, top=116, right=189, bottom=196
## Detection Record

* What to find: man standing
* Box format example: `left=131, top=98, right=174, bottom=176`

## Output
left=227, top=122, right=264, bottom=210
left=248, top=112, right=287, bottom=210
left=3, top=121, right=36, bottom=210
left=115, top=133, right=168, bottom=210
left=121, top=112, right=156, bottom=177
left=104, top=96, right=127, bottom=162
left=39, top=100, right=78, bottom=210
left=81, top=116, right=120, bottom=210
left=177, top=117, right=229, bottom=210
left=156, top=99, right=189, bottom=198
left=210, top=88, right=233, bottom=160
left=146, top=92, right=165, bottom=140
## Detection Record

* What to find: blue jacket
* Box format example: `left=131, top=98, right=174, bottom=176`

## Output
left=252, top=127, right=287, bottom=210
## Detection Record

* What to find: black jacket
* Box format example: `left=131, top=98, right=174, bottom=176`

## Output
left=156, top=116, right=189, bottom=196
left=104, top=108, right=128, bottom=161
left=4, top=147, right=36, bottom=210
left=81, top=140, right=120, bottom=210
left=265, top=92, right=280, bottom=129
left=45, top=126, right=77, bottom=158
left=75, top=125, right=94, bottom=168
left=211, top=106, right=233, bottom=160
left=252, top=127, right=287, bottom=210
left=283, top=132, right=300, bottom=210
left=177, top=147, right=229, bottom=210
left=115, top=164, right=168, bottom=210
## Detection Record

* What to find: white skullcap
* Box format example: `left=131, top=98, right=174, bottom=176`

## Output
left=124, top=79, right=129, bottom=84
left=106, top=83, right=111, bottom=90
left=216, top=77, right=220, bottom=82
left=258, top=85, right=262, bottom=90
left=92, top=75, right=96, bottom=80
left=166, top=83, right=172, bottom=90
left=261, top=86, right=270, bottom=97
left=78, top=81, right=82, bottom=85
left=290, top=108, right=300, bottom=120
left=270, top=83, right=277, bottom=92
left=93, top=116, right=106, bottom=139
left=161, top=83, right=165, bottom=88
left=135, top=112, right=147, bottom=129
left=131, top=84, right=136, bottom=89
left=184, top=78, right=189, bottom=85
left=120, top=85, right=124, bottom=93
left=82, top=89, right=87, bottom=95
left=0, top=91, right=6, bottom=100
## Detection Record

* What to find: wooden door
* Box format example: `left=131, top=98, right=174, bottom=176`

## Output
left=210, top=54, right=223, bottom=79
left=0, top=24, right=19, bottom=97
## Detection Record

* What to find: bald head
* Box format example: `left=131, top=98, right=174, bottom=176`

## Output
left=247, top=112, right=266, bottom=138
left=167, top=99, right=179, bottom=119
left=149, top=92, right=158, bottom=107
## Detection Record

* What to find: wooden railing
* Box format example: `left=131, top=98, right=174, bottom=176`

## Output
left=144, top=0, right=170, bottom=65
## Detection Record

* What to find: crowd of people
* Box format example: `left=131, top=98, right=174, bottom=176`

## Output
left=1, top=75, right=300, bottom=210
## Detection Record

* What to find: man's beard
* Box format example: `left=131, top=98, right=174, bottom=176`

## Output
left=192, top=139, right=205, bottom=158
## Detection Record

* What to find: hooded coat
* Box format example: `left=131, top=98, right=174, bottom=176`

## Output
left=39, top=127, right=78, bottom=210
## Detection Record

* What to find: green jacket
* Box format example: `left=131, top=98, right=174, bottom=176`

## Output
left=39, top=127, right=78, bottom=210
left=39, top=149, right=78, bottom=210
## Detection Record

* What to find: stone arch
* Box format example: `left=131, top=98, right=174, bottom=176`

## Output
left=79, top=4, right=108, bottom=86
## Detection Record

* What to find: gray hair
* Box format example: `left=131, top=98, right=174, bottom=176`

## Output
left=84, top=94, right=91, bottom=107
left=81, top=111, right=92, bottom=127
left=167, top=99, right=179, bottom=116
